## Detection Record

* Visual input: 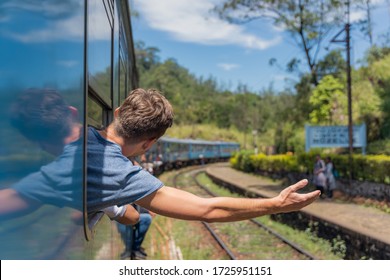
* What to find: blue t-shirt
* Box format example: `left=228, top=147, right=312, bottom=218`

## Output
left=12, top=127, right=163, bottom=213
left=86, top=127, right=163, bottom=212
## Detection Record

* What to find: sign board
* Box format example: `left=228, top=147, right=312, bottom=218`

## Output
left=305, top=124, right=366, bottom=154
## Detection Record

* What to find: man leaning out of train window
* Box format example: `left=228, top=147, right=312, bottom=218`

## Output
left=84, top=88, right=321, bottom=223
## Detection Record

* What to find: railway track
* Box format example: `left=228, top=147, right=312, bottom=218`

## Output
left=172, top=166, right=318, bottom=260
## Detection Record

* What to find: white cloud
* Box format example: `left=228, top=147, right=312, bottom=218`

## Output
left=3, top=0, right=108, bottom=43
left=133, top=0, right=281, bottom=50
left=350, top=10, right=366, bottom=23
left=217, top=63, right=239, bottom=71
left=7, top=13, right=84, bottom=43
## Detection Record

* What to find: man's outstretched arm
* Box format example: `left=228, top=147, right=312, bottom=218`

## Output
left=136, top=179, right=320, bottom=223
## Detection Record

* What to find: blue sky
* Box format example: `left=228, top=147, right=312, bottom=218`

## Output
left=131, top=0, right=390, bottom=93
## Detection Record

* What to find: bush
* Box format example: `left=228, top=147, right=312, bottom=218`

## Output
left=231, top=151, right=390, bottom=185
left=367, top=139, right=390, bottom=155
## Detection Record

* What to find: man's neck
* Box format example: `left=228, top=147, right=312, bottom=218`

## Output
left=99, top=125, right=122, bottom=145
left=98, top=125, right=141, bottom=157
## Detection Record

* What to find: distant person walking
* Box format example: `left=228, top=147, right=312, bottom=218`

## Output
left=325, top=157, right=337, bottom=198
left=313, top=154, right=327, bottom=199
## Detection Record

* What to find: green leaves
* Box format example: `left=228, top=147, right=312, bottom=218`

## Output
left=309, top=75, right=346, bottom=125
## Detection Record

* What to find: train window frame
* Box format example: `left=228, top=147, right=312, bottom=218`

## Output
left=84, top=0, right=115, bottom=241
left=83, top=0, right=139, bottom=241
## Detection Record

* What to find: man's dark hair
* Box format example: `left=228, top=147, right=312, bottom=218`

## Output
left=114, top=88, right=174, bottom=142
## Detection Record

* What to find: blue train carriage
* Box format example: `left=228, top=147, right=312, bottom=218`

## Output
left=188, top=139, right=219, bottom=160
left=218, top=141, right=241, bottom=158
left=0, top=0, right=138, bottom=259
left=146, top=137, right=240, bottom=169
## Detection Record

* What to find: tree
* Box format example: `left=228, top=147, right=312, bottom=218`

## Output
left=291, top=49, right=346, bottom=126
left=309, top=75, right=346, bottom=124
left=293, top=74, right=315, bottom=124
left=317, top=49, right=346, bottom=80
left=365, top=45, right=390, bottom=64
left=368, top=53, right=390, bottom=138
left=351, top=78, right=382, bottom=141
left=214, top=0, right=346, bottom=85
left=135, top=41, right=161, bottom=74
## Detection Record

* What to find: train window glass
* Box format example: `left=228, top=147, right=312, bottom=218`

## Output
left=88, top=0, right=113, bottom=107
left=85, top=0, right=138, bottom=242
left=87, top=95, right=105, bottom=129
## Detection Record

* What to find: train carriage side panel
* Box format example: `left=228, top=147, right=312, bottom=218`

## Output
left=0, top=0, right=87, bottom=259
